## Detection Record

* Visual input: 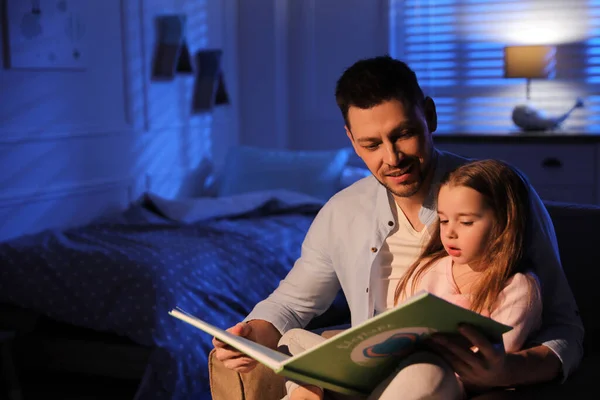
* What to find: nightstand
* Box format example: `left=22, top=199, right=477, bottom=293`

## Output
left=434, top=133, right=600, bottom=206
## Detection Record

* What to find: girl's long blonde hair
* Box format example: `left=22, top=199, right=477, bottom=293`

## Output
left=393, top=159, right=531, bottom=314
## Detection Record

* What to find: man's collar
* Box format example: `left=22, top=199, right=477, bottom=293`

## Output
left=375, top=149, right=444, bottom=226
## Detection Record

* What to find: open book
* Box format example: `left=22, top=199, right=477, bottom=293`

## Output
left=169, top=291, right=511, bottom=396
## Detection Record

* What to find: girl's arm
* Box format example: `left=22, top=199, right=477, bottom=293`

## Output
left=490, top=272, right=543, bottom=353
left=523, top=183, right=584, bottom=380
left=427, top=271, right=552, bottom=390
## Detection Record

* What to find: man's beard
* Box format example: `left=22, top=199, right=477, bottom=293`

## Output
left=378, top=158, right=432, bottom=198
left=386, top=178, right=422, bottom=198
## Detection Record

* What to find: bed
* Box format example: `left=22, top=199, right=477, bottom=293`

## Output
left=0, top=190, right=324, bottom=398
left=0, top=146, right=365, bottom=399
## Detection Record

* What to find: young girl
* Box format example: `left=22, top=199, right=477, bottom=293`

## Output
left=394, top=159, right=542, bottom=356
left=280, top=159, right=542, bottom=400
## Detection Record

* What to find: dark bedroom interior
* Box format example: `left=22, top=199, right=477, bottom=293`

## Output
left=0, top=0, right=598, bottom=399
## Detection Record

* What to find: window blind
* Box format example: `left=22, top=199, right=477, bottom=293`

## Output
left=389, top=0, right=600, bottom=133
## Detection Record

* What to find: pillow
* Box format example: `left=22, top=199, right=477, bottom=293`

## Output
left=217, top=146, right=352, bottom=200
left=176, top=158, right=217, bottom=198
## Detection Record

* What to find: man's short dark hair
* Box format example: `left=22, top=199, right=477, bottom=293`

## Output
left=335, top=55, right=425, bottom=129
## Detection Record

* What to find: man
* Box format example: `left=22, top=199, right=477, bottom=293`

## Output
left=213, top=56, right=584, bottom=397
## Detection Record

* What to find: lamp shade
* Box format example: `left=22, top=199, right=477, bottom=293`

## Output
left=504, top=45, right=556, bottom=79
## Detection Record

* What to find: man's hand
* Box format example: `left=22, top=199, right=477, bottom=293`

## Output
left=428, top=324, right=509, bottom=391
left=428, top=323, right=563, bottom=392
left=212, top=322, right=258, bottom=373
left=212, top=319, right=282, bottom=373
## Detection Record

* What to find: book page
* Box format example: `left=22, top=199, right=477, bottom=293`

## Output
left=168, top=309, right=290, bottom=368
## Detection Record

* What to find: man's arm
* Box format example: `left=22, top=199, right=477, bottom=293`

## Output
left=244, top=200, right=342, bottom=334
left=501, top=346, right=562, bottom=387
left=430, top=325, right=562, bottom=391
left=213, top=201, right=344, bottom=373
left=246, top=319, right=283, bottom=349
left=524, top=181, right=585, bottom=380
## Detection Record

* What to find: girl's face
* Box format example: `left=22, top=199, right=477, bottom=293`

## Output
left=437, top=184, right=496, bottom=270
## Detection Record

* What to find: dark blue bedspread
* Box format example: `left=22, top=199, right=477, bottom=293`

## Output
left=0, top=190, right=323, bottom=399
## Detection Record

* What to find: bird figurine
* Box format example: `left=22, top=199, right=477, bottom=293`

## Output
left=512, top=97, right=584, bottom=131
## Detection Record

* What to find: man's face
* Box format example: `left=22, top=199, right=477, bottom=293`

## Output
left=346, top=99, right=436, bottom=199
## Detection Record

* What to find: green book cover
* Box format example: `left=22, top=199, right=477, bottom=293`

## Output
left=169, top=291, right=511, bottom=396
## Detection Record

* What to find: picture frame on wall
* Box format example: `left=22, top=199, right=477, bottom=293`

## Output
left=4, top=0, right=88, bottom=70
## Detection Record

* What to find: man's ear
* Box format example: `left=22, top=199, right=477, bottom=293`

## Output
left=345, top=126, right=360, bottom=155
left=345, top=125, right=353, bottom=141
left=423, top=97, right=437, bottom=134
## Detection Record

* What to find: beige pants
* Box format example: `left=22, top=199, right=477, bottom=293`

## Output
left=278, top=328, right=464, bottom=400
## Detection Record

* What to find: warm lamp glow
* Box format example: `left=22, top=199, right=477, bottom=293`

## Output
left=504, top=45, right=556, bottom=100
left=500, top=20, right=588, bottom=46
left=504, top=45, right=556, bottom=79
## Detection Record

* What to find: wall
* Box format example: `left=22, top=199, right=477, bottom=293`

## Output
left=237, top=0, right=388, bottom=151
left=287, top=0, right=389, bottom=151
left=0, top=0, right=238, bottom=241
left=237, top=0, right=288, bottom=149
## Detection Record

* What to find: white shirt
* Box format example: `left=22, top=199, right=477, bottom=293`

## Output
left=372, top=198, right=432, bottom=314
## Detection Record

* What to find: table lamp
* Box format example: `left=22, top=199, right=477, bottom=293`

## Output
left=504, top=45, right=556, bottom=100
left=503, top=45, right=583, bottom=131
